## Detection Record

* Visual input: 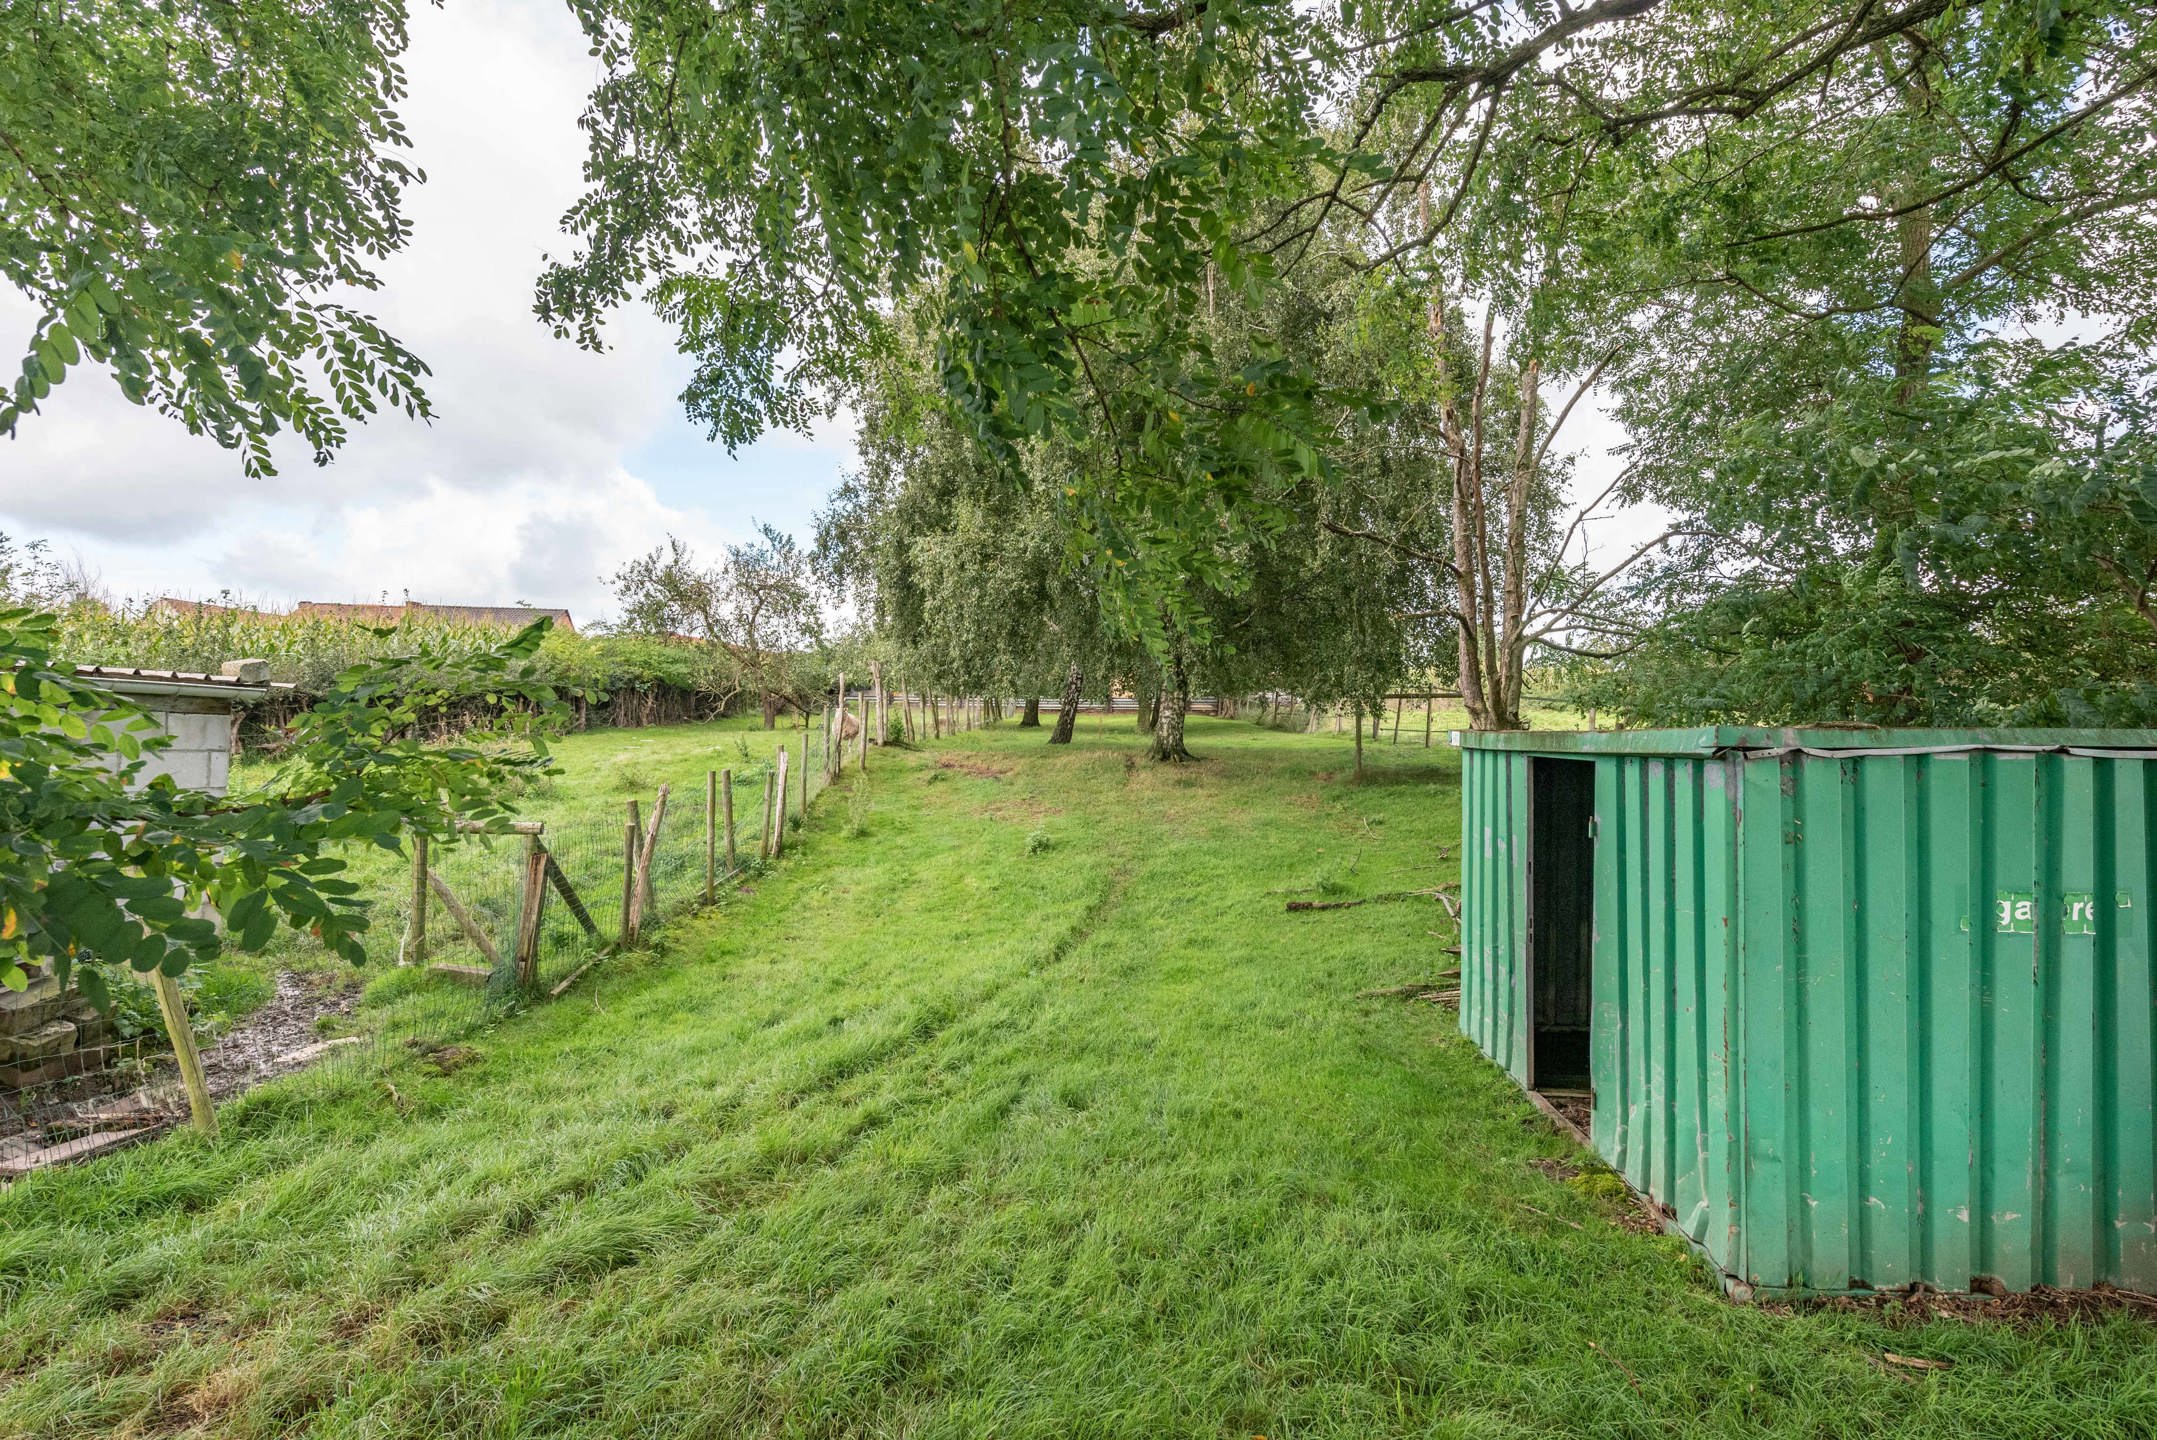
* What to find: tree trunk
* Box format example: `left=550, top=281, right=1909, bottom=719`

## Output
left=1148, top=651, right=1193, bottom=762
left=1019, top=696, right=1040, bottom=727
left=761, top=691, right=779, bottom=729
left=1049, top=665, right=1081, bottom=745
left=1353, top=702, right=1365, bottom=780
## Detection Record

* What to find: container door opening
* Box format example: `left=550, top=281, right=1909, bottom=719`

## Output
left=1529, top=758, right=1596, bottom=1097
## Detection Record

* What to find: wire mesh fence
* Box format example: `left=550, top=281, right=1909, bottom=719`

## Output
left=3, top=715, right=858, bottom=1177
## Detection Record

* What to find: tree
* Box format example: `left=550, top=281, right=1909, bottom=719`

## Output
left=0, top=610, right=558, bottom=1000
left=545, top=0, right=1339, bottom=641
left=1573, top=2, right=2157, bottom=723
left=2, top=0, right=433, bottom=473
left=820, top=332, right=1132, bottom=746
left=611, top=526, right=823, bottom=726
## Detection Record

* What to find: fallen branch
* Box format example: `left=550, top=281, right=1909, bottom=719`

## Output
left=1520, top=1202, right=1585, bottom=1231
left=1586, top=1341, right=1643, bottom=1392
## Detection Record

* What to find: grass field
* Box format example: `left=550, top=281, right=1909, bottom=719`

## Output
left=3, top=716, right=2152, bottom=1438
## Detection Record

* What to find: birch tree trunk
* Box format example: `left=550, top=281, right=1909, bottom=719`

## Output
left=1049, top=664, right=1082, bottom=745
left=1148, top=649, right=1192, bottom=761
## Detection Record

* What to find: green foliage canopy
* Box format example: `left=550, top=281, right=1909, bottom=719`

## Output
left=0, top=0, right=431, bottom=472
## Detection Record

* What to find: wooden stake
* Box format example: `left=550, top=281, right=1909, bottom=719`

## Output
left=546, top=856, right=599, bottom=936
left=631, top=785, right=668, bottom=934
left=798, top=732, right=808, bottom=822
left=759, top=772, right=775, bottom=861
left=771, top=749, right=791, bottom=855
left=1392, top=694, right=1403, bottom=744
left=859, top=694, right=869, bottom=767
left=721, top=768, right=736, bottom=872
left=513, top=835, right=548, bottom=987
left=429, top=867, right=504, bottom=969
left=151, top=967, right=216, bottom=1138
left=619, top=822, right=637, bottom=947
left=871, top=660, right=885, bottom=745
left=705, top=769, right=718, bottom=903
left=404, top=830, right=428, bottom=965
left=1425, top=693, right=1434, bottom=747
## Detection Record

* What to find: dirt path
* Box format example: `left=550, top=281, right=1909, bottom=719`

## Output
left=1, top=971, right=362, bottom=1166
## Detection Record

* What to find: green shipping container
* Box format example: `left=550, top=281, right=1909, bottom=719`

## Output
left=1457, top=727, right=2157, bottom=1297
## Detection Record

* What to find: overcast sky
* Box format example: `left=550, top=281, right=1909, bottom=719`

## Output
left=0, top=0, right=1650, bottom=630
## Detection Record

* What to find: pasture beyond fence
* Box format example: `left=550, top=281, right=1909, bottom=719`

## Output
left=2, top=679, right=1007, bottom=1177
left=4, top=682, right=1486, bottom=1174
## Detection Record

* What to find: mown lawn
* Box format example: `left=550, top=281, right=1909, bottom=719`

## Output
left=3, top=716, right=2151, bottom=1438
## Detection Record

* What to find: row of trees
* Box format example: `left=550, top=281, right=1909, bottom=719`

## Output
left=9, top=2, right=2155, bottom=737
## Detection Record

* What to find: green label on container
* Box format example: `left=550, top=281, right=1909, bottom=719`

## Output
left=1987, top=890, right=2131, bottom=936
left=2062, top=893, right=2098, bottom=936
left=1994, top=891, right=2036, bottom=934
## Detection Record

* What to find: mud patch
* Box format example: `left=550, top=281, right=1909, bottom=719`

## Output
left=2, top=971, right=362, bottom=1169
left=1773, top=1282, right=2157, bottom=1328
left=197, top=970, right=363, bottom=1102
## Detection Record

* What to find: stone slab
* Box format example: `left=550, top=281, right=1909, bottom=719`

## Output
left=0, top=978, right=64, bottom=1037
left=1, top=1019, right=77, bottom=1064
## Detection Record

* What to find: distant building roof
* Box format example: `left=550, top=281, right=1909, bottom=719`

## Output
left=149, top=597, right=276, bottom=621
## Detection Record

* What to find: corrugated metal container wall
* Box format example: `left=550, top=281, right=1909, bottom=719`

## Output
left=1733, top=746, right=2156, bottom=1294
left=1591, top=753, right=1743, bottom=1274
left=1460, top=746, right=1528, bottom=1082
left=1458, top=730, right=2157, bottom=1296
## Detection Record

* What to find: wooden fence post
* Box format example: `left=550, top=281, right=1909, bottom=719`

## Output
left=404, top=830, right=428, bottom=965
left=834, top=672, right=845, bottom=774
left=759, top=771, right=776, bottom=861
left=859, top=694, right=870, bottom=767
left=151, top=968, right=216, bottom=1138
left=798, top=732, right=808, bottom=822
left=1392, top=694, right=1403, bottom=744
left=633, top=786, right=668, bottom=932
left=705, top=770, right=718, bottom=903
left=871, top=660, right=885, bottom=745
left=619, top=821, right=638, bottom=948
left=771, top=749, right=791, bottom=855
left=721, top=768, right=737, bottom=874
left=1424, top=693, right=1434, bottom=747
left=513, top=833, right=548, bottom=987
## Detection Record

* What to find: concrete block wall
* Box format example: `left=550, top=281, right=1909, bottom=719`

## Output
left=128, top=701, right=238, bottom=796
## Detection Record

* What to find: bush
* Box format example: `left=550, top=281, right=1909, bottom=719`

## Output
left=1024, top=828, right=1052, bottom=856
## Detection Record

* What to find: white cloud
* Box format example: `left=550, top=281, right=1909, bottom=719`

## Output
left=207, top=470, right=733, bottom=624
